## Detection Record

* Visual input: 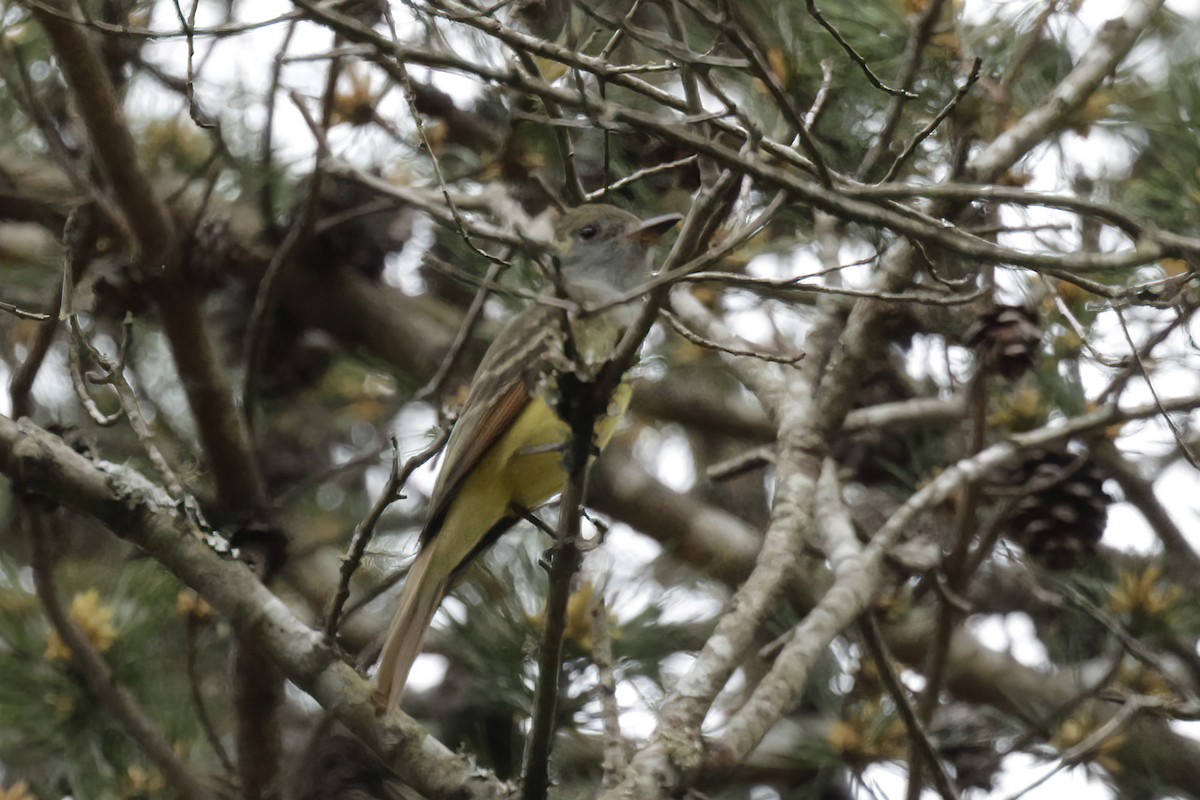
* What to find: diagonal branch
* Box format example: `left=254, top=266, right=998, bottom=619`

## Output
left=598, top=307, right=819, bottom=799
left=856, top=0, right=950, bottom=178
left=812, top=0, right=1167, bottom=438
left=325, top=430, right=450, bottom=638
left=297, top=0, right=1194, bottom=280
left=966, top=0, right=1165, bottom=183
left=805, top=0, right=918, bottom=98
left=706, top=392, right=1200, bottom=770
left=0, top=414, right=513, bottom=800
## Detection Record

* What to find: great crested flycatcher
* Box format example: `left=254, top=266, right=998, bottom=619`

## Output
left=376, top=204, right=681, bottom=710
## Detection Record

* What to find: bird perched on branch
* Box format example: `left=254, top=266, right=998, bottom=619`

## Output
left=375, top=204, right=681, bottom=710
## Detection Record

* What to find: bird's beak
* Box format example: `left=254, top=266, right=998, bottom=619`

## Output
left=627, top=213, right=683, bottom=245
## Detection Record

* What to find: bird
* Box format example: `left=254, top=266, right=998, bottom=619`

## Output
left=375, top=204, right=681, bottom=711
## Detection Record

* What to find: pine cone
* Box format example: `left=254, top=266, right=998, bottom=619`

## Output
left=966, top=305, right=1043, bottom=380
left=1005, top=449, right=1109, bottom=568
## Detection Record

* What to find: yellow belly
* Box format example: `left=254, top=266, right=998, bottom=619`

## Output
left=425, top=382, right=631, bottom=573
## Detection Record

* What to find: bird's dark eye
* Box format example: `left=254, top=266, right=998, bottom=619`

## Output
left=578, top=224, right=599, bottom=241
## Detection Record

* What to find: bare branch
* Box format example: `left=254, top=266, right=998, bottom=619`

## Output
left=0, top=300, right=51, bottom=321
left=660, top=307, right=804, bottom=365
left=0, top=414, right=514, bottom=800
left=880, top=58, right=983, bottom=183
left=857, top=0, right=950, bottom=178
left=325, top=430, right=450, bottom=638
left=859, top=614, right=959, bottom=800
left=805, top=0, right=918, bottom=98
left=708, top=391, right=1200, bottom=771
left=34, top=0, right=267, bottom=514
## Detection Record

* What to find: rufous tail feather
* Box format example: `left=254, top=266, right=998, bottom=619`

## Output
left=376, top=547, right=448, bottom=711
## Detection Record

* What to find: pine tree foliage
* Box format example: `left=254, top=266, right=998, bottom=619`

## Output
left=0, top=0, right=1199, bottom=798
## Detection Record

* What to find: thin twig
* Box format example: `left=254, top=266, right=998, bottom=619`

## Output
left=8, top=287, right=62, bottom=420
left=0, top=36, right=94, bottom=195
left=996, top=697, right=1152, bottom=800
left=0, top=301, right=51, bottom=321
left=244, top=37, right=348, bottom=800
left=31, top=0, right=175, bottom=262
left=68, top=315, right=188, bottom=500
left=472, top=0, right=590, bottom=200
left=183, top=610, right=236, bottom=774
left=259, top=19, right=298, bottom=232
left=583, top=156, right=699, bottom=202
left=845, top=396, right=967, bottom=432
left=423, top=253, right=551, bottom=305
left=244, top=81, right=342, bottom=437
left=326, top=163, right=531, bottom=248
left=1096, top=305, right=1192, bottom=402
left=880, top=58, right=983, bottom=183
left=1056, top=583, right=1200, bottom=713
left=681, top=271, right=988, bottom=306
left=599, top=0, right=646, bottom=59
left=384, top=8, right=528, bottom=266
left=720, top=2, right=832, bottom=187
left=575, top=0, right=748, bottom=70
left=856, top=0, right=948, bottom=179
left=1040, top=276, right=1125, bottom=367
left=324, top=429, right=451, bottom=638
left=806, top=58, right=837, bottom=129
left=22, top=0, right=299, bottom=39
left=665, top=0, right=704, bottom=124
left=417, top=261, right=505, bottom=401
left=521, top=372, right=600, bottom=800
left=66, top=321, right=123, bottom=427
left=169, top=0, right=216, bottom=128
left=272, top=442, right=390, bottom=510
left=999, top=1, right=1062, bottom=92
left=844, top=181, right=1181, bottom=244
left=705, top=445, right=774, bottom=482
left=859, top=614, right=960, bottom=800
left=909, top=366, right=987, bottom=800
left=549, top=58, right=588, bottom=206
left=1113, top=304, right=1199, bottom=468
left=241, top=211, right=309, bottom=437
left=661, top=307, right=804, bottom=365
left=806, top=0, right=918, bottom=98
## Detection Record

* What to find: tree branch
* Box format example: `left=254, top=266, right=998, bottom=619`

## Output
left=706, top=392, right=1200, bottom=770
left=33, top=0, right=267, bottom=515
left=0, top=415, right=514, bottom=800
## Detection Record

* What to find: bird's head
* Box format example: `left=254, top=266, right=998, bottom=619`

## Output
left=553, top=204, right=681, bottom=303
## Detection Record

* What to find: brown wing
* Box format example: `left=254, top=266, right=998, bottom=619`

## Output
left=422, top=304, right=559, bottom=542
